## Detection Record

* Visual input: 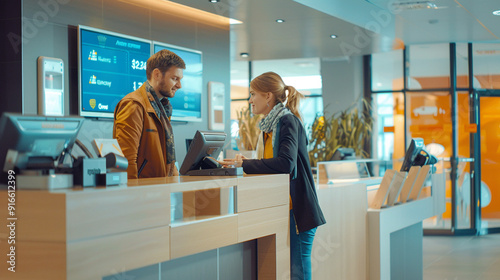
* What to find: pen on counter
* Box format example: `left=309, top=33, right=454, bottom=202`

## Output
left=138, top=159, right=148, bottom=177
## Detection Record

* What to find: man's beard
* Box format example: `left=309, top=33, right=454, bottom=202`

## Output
left=158, top=81, right=174, bottom=98
left=159, top=89, right=173, bottom=97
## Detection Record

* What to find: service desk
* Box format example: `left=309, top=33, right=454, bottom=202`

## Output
left=0, top=174, right=290, bottom=280
left=312, top=161, right=445, bottom=280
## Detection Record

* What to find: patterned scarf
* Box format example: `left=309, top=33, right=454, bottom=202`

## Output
left=258, top=102, right=292, bottom=150
left=145, top=81, right=176, bottom=167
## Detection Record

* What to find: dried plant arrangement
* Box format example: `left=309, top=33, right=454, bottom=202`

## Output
left=236, top=106, right=263, bottom=151
left=308, top=98, right=373, bottom=167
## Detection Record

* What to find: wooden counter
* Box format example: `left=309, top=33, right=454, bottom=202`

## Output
left=0, top=174, right=290, bottom=280
left=312, top=173, right=445, bottom=280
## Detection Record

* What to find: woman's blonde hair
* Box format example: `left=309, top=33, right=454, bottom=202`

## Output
left=250, top=71, right=304, bottom=120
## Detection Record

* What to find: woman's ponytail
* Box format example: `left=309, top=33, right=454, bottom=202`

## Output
left=285, top=85, right=304, bottom=121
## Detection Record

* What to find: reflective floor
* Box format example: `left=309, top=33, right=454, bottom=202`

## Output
left=423, top=234, right=500, bottom=280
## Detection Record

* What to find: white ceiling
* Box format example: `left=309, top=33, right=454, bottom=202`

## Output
left=363, top=0, right=500, bottom=44
left=172, top=0, right=500, bottom=80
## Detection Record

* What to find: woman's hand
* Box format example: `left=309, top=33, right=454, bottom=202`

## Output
left=218, top=153, right=247, bottom=168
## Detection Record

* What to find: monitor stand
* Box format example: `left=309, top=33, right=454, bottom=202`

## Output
left=186, top=167, right=243, bottom=176
left=17, top=169, right=73, bottom=190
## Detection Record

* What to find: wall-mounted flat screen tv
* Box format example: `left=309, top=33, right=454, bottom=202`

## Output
left=78, top=25, right=151, bottom=118
left=153, top=42, right=203, bottom=122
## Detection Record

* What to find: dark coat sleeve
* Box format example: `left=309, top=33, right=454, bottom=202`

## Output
left=242, top=115, right=298, bottom=175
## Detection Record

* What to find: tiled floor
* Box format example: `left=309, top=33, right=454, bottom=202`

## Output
left=423, top=234, right=500, bottom=280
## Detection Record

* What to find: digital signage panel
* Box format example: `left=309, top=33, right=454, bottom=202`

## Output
left=153, top=42, right=203, bottom=122
left=78, top=25, right=151, bottom=118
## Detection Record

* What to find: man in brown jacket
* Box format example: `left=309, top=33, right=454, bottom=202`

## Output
left=113, top=50, right=185, bottom=179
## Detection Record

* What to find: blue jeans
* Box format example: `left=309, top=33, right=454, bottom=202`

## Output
left=290, top=210, right=317, bottom=280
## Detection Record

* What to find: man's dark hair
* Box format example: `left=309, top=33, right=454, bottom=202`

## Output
left=146, top=49, right=186, bottom=80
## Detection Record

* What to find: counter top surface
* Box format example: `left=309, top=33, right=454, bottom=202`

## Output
left=18, top=173, right=286, bottom=194
left=318, top=177, right=383, bottom=189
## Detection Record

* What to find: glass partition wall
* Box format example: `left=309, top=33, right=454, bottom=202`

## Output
left=370, top=42, right=500, bottom=235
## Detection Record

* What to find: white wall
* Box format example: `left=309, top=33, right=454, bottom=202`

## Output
left=320, top=56, right=364, bottom=116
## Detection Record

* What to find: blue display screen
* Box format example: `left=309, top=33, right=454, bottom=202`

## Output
left=79, top=27, right=151, bottom=118
left=154, top=44, right=202, bottom=121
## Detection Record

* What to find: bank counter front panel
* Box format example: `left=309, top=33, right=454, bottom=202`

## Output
left=0, top=174, right=290, bottom=279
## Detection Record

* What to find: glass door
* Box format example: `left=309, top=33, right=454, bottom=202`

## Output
left=473, top=43, right=500, bottom=233
left=478, top=92, right=500, bottom=233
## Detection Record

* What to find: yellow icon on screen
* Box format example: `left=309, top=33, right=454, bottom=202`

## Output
left=88, top=50, right=97, bottom=61
left=90, top=99, right=96, bottom=109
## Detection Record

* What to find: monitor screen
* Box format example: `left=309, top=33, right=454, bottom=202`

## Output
left=78, top=25, right=151, bottom=118
left=153, top=42, right=202, bottom=122
left=179, top=131, right=225, bottom=175
left=400, top=138, right=425, bottom=172
left=0, top=113, right=84, bottom=179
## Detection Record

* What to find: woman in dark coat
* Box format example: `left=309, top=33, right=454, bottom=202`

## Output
left=224, top=72, right=326, bottom=280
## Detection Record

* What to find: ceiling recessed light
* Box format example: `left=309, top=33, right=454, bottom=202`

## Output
left=295, top=62, right=314, bottom=67
left=276, top=19, right=285, bottom=23
left=229, top=18, right=243, bottom=25
left=240, top=52, right=249, bottom=58
left=330, top=34, right=338, bottom=39
left=208, top=0, right=219, bottom=3
left=493, top=10, right=500, bottom=16
left=391, top=1, right=444, bottom=10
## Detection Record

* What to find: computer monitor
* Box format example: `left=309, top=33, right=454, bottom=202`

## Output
left=0, top=113, right=84, bottom=176
left=400, top=138, right=425, bottom=172
left=179, top=131, right=225, bottom=175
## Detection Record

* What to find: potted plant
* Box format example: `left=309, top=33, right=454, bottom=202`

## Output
left=227, top=106, right=263, bottom=159
left=308, top=98, right=373, bottom=167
